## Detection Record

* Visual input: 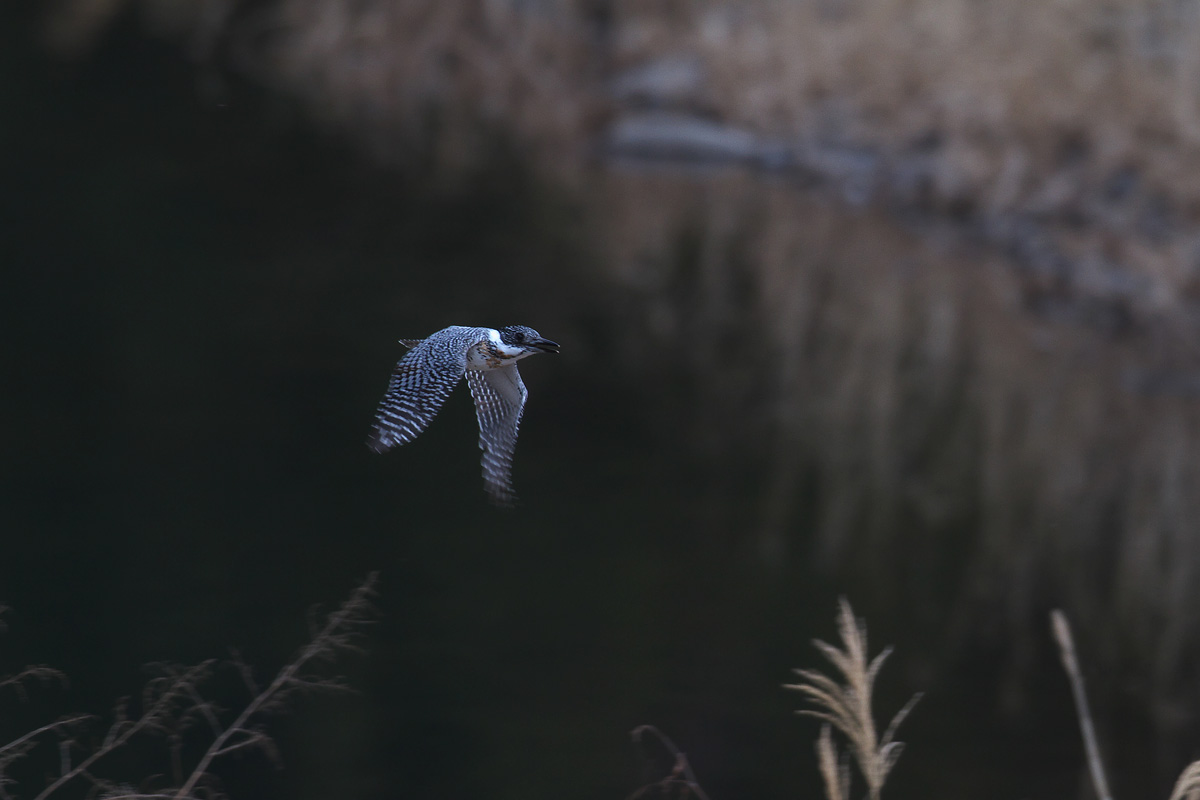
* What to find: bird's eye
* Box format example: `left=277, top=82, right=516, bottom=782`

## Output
left=513, top=331, right=525, bottom=342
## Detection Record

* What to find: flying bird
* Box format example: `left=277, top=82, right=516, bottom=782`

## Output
left=367, top=325, right=559, bottom=505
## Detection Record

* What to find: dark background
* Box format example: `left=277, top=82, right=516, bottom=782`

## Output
left=0, top=4, right=1179, bottom=799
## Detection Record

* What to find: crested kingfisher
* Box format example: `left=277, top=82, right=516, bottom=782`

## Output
left=367, top=325, right=560, bottom=505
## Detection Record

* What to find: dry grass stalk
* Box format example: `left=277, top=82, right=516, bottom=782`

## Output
left=170, top=572, right=377, bottom=798
left=1053, top=608, right=1200, bottom=800
left=0, top=574, right=377, bottom=800
left=814, top=723, right=850, bottom=800
left=784, top=598, right=921, bottom=800
left=1050, top=609, right=1112, bottom=800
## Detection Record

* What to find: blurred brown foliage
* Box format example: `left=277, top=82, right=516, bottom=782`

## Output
left=40, top=0, right=1200, bottom=732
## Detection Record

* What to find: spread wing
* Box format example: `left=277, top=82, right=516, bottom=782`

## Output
left=465, top=364, right=528, bottom=506
left=367, top=335, right=473, bottom=452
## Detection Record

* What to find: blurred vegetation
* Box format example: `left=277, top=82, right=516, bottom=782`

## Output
left=0, top=578, right=375, bottom=800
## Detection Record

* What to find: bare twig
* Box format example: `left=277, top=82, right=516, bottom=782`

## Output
left=0, top=714, right=92, bottom=798
left=32, top=661, right=216, bottom=800
left=1050, top=609, right=1112, bottom=800
left=0, top=667, right=68, bottom=702
left=627, top=725, right=712, bottom=800
left=171, top=573, right=377, bottom=798
left=0, top=574, right=377, bottom=800
left=0, top=716, right=92, bottom=763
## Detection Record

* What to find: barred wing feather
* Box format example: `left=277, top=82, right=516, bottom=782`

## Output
left=465, top=364, right=528, bottom=505
left=367, top=338, right=470, bottom=452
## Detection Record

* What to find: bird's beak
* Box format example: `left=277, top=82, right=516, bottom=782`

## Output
left=530, top=337, right=560, bottom=353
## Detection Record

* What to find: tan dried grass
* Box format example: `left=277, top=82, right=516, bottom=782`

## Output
left=593, top=166, right=1200, bottom=724
left=785, top=598, right=920, bottom=800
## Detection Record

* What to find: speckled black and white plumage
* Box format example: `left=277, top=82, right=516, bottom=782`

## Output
left=367, top=324, right=558, bottom=505
left=465, top=367, right=527, bottom=506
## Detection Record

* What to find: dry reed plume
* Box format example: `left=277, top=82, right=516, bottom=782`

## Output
left=784, top=598, right=921, bottom=800
left=632, top=604, right=1200, bottom=799
left=779, top=604, right=1200, bottom=800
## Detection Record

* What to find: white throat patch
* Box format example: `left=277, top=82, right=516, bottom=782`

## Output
left=465, top=328, right=528, bottom=370
left=489, top=328, right=528, bottom=358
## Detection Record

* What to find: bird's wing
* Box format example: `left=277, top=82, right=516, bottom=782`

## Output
left=367, top=333, right=480, bottom=452
left=465, top=364, right=528, bottom=506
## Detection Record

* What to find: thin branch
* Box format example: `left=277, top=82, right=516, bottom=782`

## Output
left=0, top=715, right=92, bottom=760
left=33, top=662, right=214, bottom=800
left=212, top=731, right=271, bottom=759
left=1050, top=610, right=1112, bottom=800
left=227, top=650, right=259, bottom=697
left=0, top=575, right=376, bottom=799
left=627, top=725, right=712, bottom=800
left=0, top=667, right=68, bottom=702
left=172, top=573, right=377, bottom=799
left=177, top=681, right=222, bottom=739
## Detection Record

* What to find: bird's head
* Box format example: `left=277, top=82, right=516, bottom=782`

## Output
left=496, top=325, right=560, bottom=358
